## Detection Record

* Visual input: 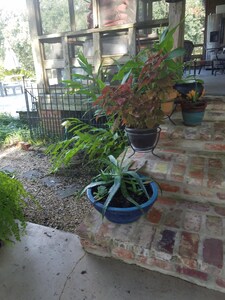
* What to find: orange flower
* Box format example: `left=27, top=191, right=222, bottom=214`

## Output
left=186, top=89, right=204, bottom=102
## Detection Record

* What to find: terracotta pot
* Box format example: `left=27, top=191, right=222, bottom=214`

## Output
left=161, top=101, right=174, bottom=115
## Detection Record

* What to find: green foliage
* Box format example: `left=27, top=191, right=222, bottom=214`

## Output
left=39, top=0, right=90, bottom=34
left=185, top=0, right=205, bottom=45
left=73, top=0, right=90, bottom=30
left=94, top=26, right=185, bottom=129
left=39, top=0, right=71, bottom=34
left=1, top=68, right=35, bottom=79
left=46, top=52, right=127, bottom=172
left=0, top=9, right=34, bottom=72
left=0, top=171, right=29, bottom=244
left=0, top=113, right=30, bottom=146
left=3, top=128, right=31, bottom=147
left=47, top=118, right=128, bottom=172
left=80, top=150, right=157, bottom=217
left=63, top=52, right=106, bottom=103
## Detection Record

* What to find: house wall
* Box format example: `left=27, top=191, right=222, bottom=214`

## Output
left=206, top=0, right=225, bottom=16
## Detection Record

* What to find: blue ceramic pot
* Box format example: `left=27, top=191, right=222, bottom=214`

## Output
left=87, top=181, right=158, bottom=224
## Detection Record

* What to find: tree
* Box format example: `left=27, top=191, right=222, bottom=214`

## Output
left=185, top=0, right=205, bottom=45
left=39, top=0, right=90, bottom=34
left=0, top=8, right=34, bottom=72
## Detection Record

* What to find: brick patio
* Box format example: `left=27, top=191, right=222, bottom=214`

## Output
left=77, top=96, right=225, bottom=293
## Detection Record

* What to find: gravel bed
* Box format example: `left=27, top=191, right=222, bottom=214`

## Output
left=0, top=145, right=93, bottom=234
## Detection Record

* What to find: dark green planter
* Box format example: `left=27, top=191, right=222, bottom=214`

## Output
left=125, top=126, right=161, bottom=152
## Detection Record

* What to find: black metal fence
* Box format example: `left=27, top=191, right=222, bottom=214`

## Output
left=22, top=83, right=104, bottom=141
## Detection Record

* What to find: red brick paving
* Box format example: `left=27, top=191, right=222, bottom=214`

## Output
left=78, top=196, right=225, bottom=293
left=179, top=231, right=199, bottom=259
left=78, top=97, right=225, bottom=293
left=203, top=238, right=223, bottom=268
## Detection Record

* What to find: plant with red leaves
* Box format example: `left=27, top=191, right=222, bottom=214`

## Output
left=93, top=25, right=185, bottom=130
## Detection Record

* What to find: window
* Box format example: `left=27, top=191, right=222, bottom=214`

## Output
left=46, top=69, right=65, bottom=86
left=43, top=42, right=63, bottom=60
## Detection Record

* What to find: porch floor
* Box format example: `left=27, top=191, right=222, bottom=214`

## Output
left=78, top=95, right=225, bottom=293
left=1, top=222, right=225, bottom=300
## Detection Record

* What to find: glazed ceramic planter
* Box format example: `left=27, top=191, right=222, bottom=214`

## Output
left=181, top=100, right=207, bottom=126
left=87, top=181, right=158, bottom=224
left=125, top=126, right=161, bottom=152
left=174, top=82, right=204, bottom=98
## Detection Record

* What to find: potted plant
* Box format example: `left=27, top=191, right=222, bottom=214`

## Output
left=0, top=171, right=31, bottom=246
left=174, top=77, right=204, bottom=98
left=93, top=26, right=184, bottom=152
left=175, top=78, right=207, bottom=126
left=80, top=150, right=159, bottom=224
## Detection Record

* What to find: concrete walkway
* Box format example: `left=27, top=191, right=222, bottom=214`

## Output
left=198, top=70, right=225, bottom=96
left=0, top=223, right=224, bottom=300
left=0, top=93, right=26, bottom=117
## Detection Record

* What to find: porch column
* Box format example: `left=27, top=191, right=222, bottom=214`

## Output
left=26, top=0, right=45, bottom=86
left=168, top=0, right=186, bottom=49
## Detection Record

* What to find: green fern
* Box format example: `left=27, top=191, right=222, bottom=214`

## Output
left=47, top=118, right=128, bottom=172
left=0, top=172, right=30, bottom=244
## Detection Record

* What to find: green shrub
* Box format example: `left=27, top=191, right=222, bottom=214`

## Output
left=47, top=52, right=127, bottom=172
left=0, top=171, right=29, bottom=244
left=0, top=113, right=30, bottom=146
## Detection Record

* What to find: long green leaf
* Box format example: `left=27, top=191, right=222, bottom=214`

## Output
left=125, top=171, right=151, bottom=199
left=102, top=176, right=121, bottom=216
left=120, top=180, right=142, bottom=211
left=166, top=47, right=185, bottom=60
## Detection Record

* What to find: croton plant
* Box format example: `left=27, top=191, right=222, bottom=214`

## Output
left=93, top=26, right=185, bottom=130
left=94, top=50, right=180, bottom=129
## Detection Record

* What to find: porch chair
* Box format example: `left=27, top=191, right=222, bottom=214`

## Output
left=183, top=40, right=195, bottom=74
left=213, top=47, right=225, bottom=76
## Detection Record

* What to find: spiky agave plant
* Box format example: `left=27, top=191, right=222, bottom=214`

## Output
left=80, top=149, right=158, bottom=217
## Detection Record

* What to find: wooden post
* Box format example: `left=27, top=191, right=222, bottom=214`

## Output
left=62, top=36, right=71, bottom=81
left=93, top=32, right=101, bottom=75
left=26, top=0, right=45, bottom=86
left=128, top=26, right=136, bottom=57
left=68, top=0, right=76, bottom=31
left=168, top=0, right=186, bottom=48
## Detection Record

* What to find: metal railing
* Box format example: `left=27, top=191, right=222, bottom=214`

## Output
left=23, top=84, right=104, bottom=141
